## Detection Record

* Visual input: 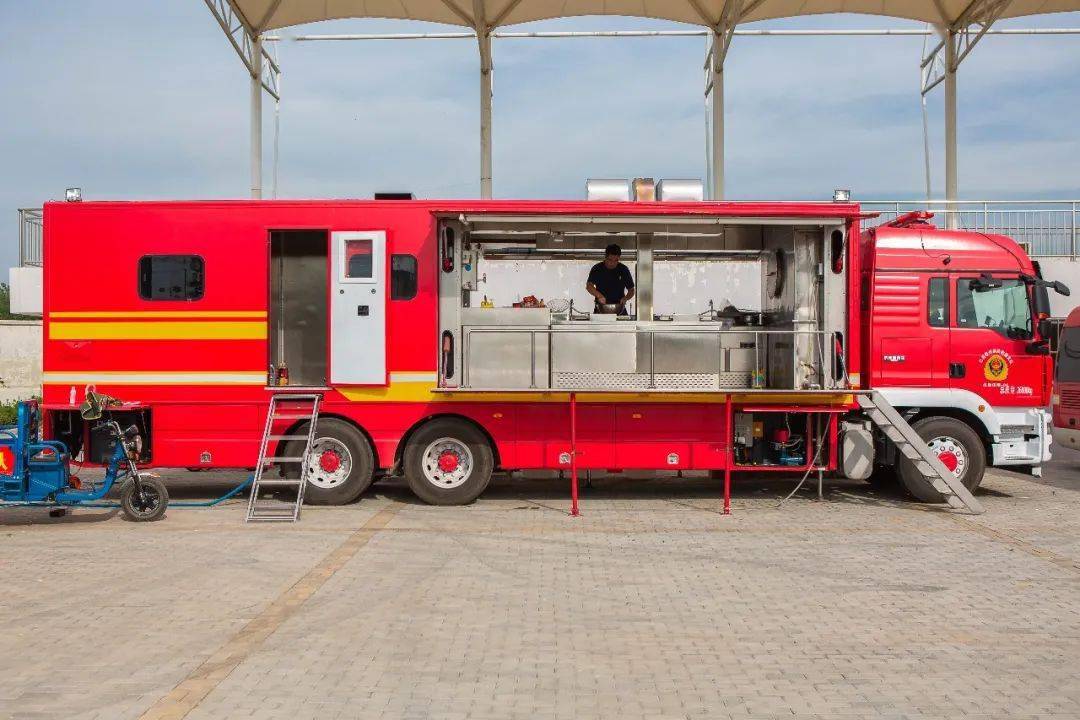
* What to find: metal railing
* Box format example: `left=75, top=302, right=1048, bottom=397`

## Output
left=863, top=200, right=1080, bottom=257
left=459, top=326, right=843, bottom=392
left=18, top=209, right=43, bottom=267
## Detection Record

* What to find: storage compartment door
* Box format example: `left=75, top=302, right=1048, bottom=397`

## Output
left=331, top=231, right=387, bottom=385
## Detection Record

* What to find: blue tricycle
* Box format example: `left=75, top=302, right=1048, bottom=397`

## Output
left=0, top=390, right=168, bottom=521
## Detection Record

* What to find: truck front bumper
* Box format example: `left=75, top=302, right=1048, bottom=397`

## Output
left=991, top=408, right=1052, bottom=467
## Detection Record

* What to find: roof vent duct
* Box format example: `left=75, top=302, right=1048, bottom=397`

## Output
left=656, top=179, right=704, bottom=202
left=585, top=179, right=631, bottom=202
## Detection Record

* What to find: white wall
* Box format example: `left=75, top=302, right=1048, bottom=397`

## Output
left=8, top=266, right=43, bottom=316
left=1033, top=258, right=1080, bottom=318
left=0, top=320, right=42, bottom=403
left=477, top=259, right=761, bottom=316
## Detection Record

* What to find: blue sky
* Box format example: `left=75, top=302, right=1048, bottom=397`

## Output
left=2, top=2, right=1079, bottom=272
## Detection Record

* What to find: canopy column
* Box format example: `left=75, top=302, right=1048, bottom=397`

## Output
left=473, top=0, right=493, bottom=198
left=706, top=30, right=725, bottom=200
left=251, top=33, right=264, bottom=200
left=943, top=29, right=957, bottom=228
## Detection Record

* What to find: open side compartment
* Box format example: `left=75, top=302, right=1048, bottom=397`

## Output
left=436, top=214, right=850, bottom=393
left=269, top=230, right=329, bottom=388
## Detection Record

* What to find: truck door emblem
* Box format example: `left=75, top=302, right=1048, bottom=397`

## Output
left=558, top=452, right=571, bottom=465
left=200, top=451, right=212, bottom=464
left=979, top=349, right=1012, bottom=383
left=883, top=354, right=905, bottom=363
left=667, top=453, right=680, bottom=465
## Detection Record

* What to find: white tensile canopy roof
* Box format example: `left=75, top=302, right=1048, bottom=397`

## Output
left=234, top=0, right=1080, bottom=31
left=214, top=0, right=1080, bottom=211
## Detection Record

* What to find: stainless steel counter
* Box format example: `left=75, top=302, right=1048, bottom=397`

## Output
left=458, top=317, right=832, bottom=391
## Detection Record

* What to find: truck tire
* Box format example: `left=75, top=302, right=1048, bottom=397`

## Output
left=404, top=418, right=493, bottom=506
left=898, top=416, right=986, bottom=503
left=282, top=418, right=374, bottom=506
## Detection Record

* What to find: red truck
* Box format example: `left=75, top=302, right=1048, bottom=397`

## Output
left=37, top=193, right=1066, bottom=507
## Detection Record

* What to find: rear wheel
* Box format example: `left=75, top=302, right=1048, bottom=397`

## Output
left=898, top=416, right=986, bottom=503
left=283, top=418, right=374, bottom=505
left=404, top=419, right=493, bottom=505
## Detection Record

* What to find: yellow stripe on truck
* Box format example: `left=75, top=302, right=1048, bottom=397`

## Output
left=49, top=311, right=267, bottom=319
left=49, top=321, right=267, bottom=341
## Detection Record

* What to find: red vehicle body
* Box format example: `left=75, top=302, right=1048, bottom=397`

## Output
left=1052, top=306, right=1080, bottom=451
left=38, top=199, right=1057, bottom=505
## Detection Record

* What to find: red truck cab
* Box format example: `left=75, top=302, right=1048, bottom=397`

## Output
left=1052, top=306, right=1080, bottom=451
left=863, top=212, right=1061, bottom=497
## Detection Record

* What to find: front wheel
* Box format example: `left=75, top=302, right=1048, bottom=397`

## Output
left=898, top=416, right=986, bottom=503
left=120, top=476, right=169, bottom=522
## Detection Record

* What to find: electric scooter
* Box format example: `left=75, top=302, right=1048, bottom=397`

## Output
left=0, top=390, right=168, bottom=521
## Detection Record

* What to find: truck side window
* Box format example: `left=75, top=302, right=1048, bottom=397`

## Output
left=345, top=239, right=373, bottom=279
left=138, top=255, right=204, bottom=301
left=927, top=278, right=948, bottom=327
left=956, top=278, right=1032, bottom=339
left=391, top=255, right=417, bottom=300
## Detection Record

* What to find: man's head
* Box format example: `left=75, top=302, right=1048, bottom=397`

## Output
left=603, top=243, right=622, bottom=269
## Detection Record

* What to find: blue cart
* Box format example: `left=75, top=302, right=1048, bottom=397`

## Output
left=0, top=392, right=168, bottom=521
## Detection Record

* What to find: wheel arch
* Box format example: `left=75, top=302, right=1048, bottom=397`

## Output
left=276, top=412, right=381, bottom=465
left=907, top=407, right=993, bottom=446
left=394, top=413, right=502, bottom=471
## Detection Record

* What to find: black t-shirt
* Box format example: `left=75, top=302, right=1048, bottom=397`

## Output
left=587, top=261, right=635, bottom=305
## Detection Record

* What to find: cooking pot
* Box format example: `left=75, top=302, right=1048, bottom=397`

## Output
left=595, top=303, right=621, bottom=314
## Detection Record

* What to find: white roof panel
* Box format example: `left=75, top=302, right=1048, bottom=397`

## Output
left=234, top=0, right=1080, bottom=31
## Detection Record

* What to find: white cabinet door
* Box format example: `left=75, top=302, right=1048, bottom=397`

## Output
left=330, top=231, right=386, bottom=385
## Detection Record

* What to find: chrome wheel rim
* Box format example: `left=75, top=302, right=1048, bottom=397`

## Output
left=927, top=435, right=967, bottom=479
left=307, top=438, right=352, bottom=489
left=421, top=437, right=473, bottom=489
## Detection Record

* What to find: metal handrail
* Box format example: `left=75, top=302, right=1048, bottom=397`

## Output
left=17, top=208, right=43, bottom=267
left=460, top=326, right=841, bottom=392
left=863, top=200, right=1080, bottom=257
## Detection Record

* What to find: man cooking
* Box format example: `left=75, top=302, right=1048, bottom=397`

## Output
left=586, top=243, right=636, bottom=315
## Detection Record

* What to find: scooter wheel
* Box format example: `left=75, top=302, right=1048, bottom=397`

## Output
left=121, top=476, right=169, bottom=522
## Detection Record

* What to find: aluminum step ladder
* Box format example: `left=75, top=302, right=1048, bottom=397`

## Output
left=857, top=392, right=984, bottom=514
left=246, top=393, right=322, bottom=522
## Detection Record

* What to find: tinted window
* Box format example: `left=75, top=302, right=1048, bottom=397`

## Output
left=391, top=255, right=417, bottom=300
left=928, top=278, right=948, bottom=327
left=345, top=239, right=373, bottom=279
left=138, top=255, right=204, bottom=301
left=956, top=278, right=1031, bottom=339
left=1058, top=327, right=1080, bottom=383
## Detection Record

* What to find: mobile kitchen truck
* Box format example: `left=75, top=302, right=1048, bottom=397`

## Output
left=36, top=181, right=1066, bottom=511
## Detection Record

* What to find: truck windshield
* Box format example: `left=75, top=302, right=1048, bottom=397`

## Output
left=956, top=278, right=1032, bottom=339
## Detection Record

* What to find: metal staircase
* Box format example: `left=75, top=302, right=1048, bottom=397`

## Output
left=857, top=392, right=984, bottom=514
left=246, top=393, right=322, bottom=522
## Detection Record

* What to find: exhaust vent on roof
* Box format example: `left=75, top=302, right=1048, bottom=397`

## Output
left=585, top=179, right=631, bottom=202
left=656, top=179, right=704, bottom=202
left=374, top=192, right=415, bottom=200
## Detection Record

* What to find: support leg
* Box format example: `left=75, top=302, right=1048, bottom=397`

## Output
left=723, top=394, right=732, bottom=515
left=570, top=392, right=580, bottom=517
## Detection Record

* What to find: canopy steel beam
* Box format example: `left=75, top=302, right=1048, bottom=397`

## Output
left=204, top=0, right=284, bottom=200
left=474, top=0, right=493, bottom=198
left=699, top=0, right=766, bottom=200
left=920, top=0, right=1016, bottom=226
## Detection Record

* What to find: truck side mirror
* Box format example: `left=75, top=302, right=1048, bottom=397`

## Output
left=1054, top=280, right=1070, bottom=296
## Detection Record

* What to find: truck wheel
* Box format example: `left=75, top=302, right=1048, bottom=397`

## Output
left=404, top=418, right=493, bottom=506
left=898, top=416, right=986, bottom=503
left=121, top=476, right=169, bottom=522
left=283, top=418, right=374, bottom=505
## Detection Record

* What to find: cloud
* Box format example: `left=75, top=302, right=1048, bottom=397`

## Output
left=2, top=4, right=1078, bottom=271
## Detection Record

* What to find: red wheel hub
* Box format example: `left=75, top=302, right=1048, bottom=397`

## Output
left=319, top=450, right=342, bottom=473
left=937, top=451, right=959, bottom=473
left=438, top=451, right=460, bottom=473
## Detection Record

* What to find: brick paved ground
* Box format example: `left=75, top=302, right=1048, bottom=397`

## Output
left=2, top=452, right=1079, bottom=720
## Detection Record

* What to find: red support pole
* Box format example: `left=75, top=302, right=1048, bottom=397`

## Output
left=569, top=392, right=580, bottom=517
left=723, top=393, right=732, bottom=515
